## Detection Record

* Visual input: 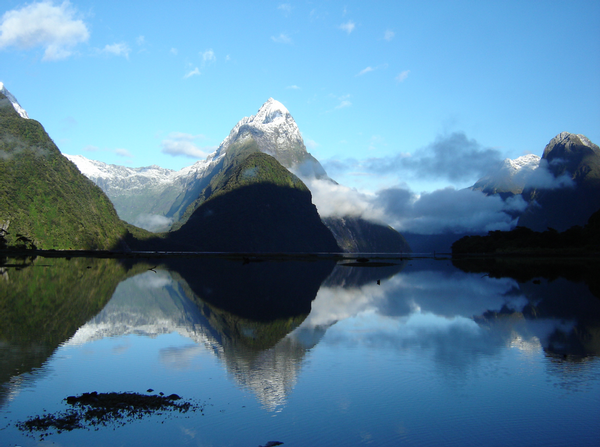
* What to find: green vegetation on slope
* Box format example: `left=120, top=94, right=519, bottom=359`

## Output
left=0, top=94, right=129, bottom=250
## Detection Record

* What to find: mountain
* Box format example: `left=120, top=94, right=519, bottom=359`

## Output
left=67, top=98, right=411, bottom=253
left=66, top=98, right=327, bottom=232
left=166, top=149, right=340, bottom=253
left=517, top=132, right=600, bottom=231
left=63, top=154, right=219, bottom=232
left=470, top=153, right=540, bottom=199
left=0, top=85, right=133, bottom=250
left=322, top=216, right=411, bottom=253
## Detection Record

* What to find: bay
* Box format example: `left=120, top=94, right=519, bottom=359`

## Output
left=1, top=255, right=599, bottom=446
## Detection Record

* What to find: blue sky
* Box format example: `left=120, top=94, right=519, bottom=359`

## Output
left=1, top=0, right=599, bottom=195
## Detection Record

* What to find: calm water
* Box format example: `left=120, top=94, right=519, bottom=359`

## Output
left=1, top=255, right=599, bottom=446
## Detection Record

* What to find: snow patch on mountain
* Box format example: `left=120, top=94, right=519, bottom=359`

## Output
left=0, top=82, right=29, bottom=119
left=217, top=98, right=305, bottom=159
left=503, top=153, right=540, bottom=174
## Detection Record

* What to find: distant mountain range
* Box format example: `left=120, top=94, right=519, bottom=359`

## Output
left=1, top=86, right=409, bottom=253
left=469, top=131, right=600, bottom=233
left=66, top=97, right=410, bottom=253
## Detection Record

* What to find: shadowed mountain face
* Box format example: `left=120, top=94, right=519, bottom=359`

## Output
left=166, top=150, right=340, bottom=253
left=518, top=132, right=600, bottom=231
left=0, top=91, right=129, bottom=250
left=322, top=216, right=411, bottom=254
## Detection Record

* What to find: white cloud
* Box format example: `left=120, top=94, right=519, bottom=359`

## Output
left=136, top=35, right=145, bottom=46
left=114, top=148, right=132, bottom=158
left=201, top=48, right=215, bottom=63
left=305, top=139, right=318, bottom=150
left=278, top=3, right=292, bottom=16
left=335, top=95, right=352, bottom=109
left=286, top=85, right=300, bottom=90
left=170, top=47, right=178, bottom=55
left=102, top=42, right=130, bottom=59
left=384, top=30, right=395, bottom=41
left=357, top=66, right=374, bottom=76
left=184, top=67, right=200, bottom=79
left=356, top=64, right=388, bottom=77
left=339, top=20, right=356, bottom=34
left=160, top=132, right=215, bottom=159
left=396, top=70, right=410, bottom=82
left=0, top=0, right=89, bottom=61
left=376, top=186, right=527, bottom=234
left=133, top=214, right=174, bottom=233
left=271, top=33, right=292, bottom=44
left=302, top=177, right=386, bottom=222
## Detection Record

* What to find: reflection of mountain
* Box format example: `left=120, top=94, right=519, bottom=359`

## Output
left=454, top=257, right=600, bottom=357
left=0, top=256, right=141, bottom=408
left=67, top=257, right=336, bottom=411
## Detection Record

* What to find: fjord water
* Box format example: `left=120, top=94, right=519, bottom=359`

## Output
left=1, top=256, right=599, bottom=446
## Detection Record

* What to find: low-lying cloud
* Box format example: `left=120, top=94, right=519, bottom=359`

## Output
left=161, top=132, right=216, bottom=159
left=308, top=177, right=528, bottom=234
left=133, top=213, right=173, bottom=232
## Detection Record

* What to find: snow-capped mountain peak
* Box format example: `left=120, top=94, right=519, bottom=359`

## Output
left=216, top=97, right=307, bottom=165
left=504, top=153, right=540, bottom=174
left=0, top=82, right=29, bottom=119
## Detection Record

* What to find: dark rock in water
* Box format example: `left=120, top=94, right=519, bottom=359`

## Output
left=16, top=391, right=202, bottom=438
left=259, top=442, right=284, bottom=447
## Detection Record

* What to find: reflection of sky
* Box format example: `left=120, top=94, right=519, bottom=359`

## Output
left=294, top=263, right=584, bottom=376
left=303, top=266, right=526, bottom=328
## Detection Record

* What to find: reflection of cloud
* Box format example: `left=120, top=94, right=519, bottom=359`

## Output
left=132, top=271, right=173, bottom=289
left=160, top=344, right=209, bottom=370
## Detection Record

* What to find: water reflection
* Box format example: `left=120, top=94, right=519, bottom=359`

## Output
left=1, top=254, right=600, bottom=434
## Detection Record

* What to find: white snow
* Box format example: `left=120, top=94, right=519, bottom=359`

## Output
left=0, top=82, right=29, bottom=119
left=215, top=97, right=306, bottom=162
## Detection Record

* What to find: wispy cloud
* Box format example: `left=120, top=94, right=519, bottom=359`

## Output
left=183, top=67, right=200, bottom=79
left=201, top=48, right=215, bottom=63
left=286, top=85, right=300, bottom=90
left=115, top=148, right=133, bottom=159
left=0, top=0, right=89, bottom=61
left=136, top=35, right=145, bottom=46
left=278, top=3, right=292, bottom=16
left=170, top=47, right=178, bottom=56
left=160, top=132, right=216, bottom=159
left=396, top=70, right=410, bottom=82
left=271, top=33, right=292, bottom=44
left=102, top=42, right=131, bottom=59
left=333, top=94, right=352, bottom=110
left=384, top=30, right=395, bottom=41
left=339, top=20, right=356, bottom=34
left=356, top=64, right=387, bottom=76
